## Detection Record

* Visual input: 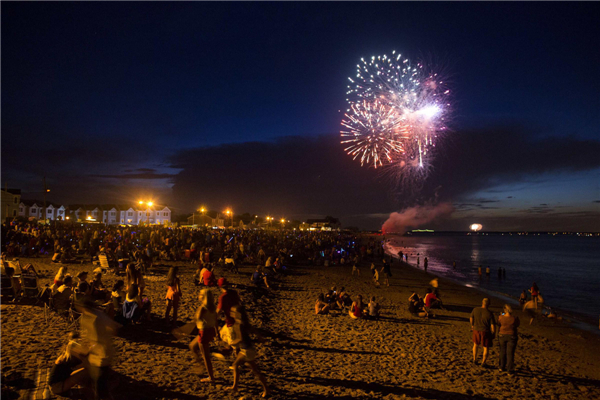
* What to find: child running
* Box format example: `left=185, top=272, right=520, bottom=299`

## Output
left=189, top=289, right=217, bottom=382
left=225, top=305, right=270, bottom=398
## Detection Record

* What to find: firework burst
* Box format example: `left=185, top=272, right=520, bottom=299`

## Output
left=342, top=51, right=450, bottom=173
left=340, top=100, right=408, bottom=168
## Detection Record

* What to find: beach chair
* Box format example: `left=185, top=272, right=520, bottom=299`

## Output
left=45, top=288, right=81, bottom=330
left=20, top=264, right=43, bottom=302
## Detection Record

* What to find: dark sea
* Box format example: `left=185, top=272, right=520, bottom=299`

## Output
left=385, top=234, right=600, bottom=324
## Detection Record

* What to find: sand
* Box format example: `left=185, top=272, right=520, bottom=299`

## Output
left=2, top=252, right=600, bottom=399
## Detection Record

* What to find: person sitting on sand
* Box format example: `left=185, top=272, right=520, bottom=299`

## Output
left=424, top=288, right=443, bottom=309
left=54, top=266, right=68, bottom=288
left=225, top=305, right=270, bottom=398
left=408, top=292, right=429, bottom=318
left=337, top=287, right=351, bottom=308
left=470, top=298, right=496, bottom=367
left=518, top=290, right=528, bottom=306
left=251, top=265, right=270, bottom=288
left=190, top=289, right=217, bottom=382
left=315, top=293, right=330, bottom=315
left=193, top=265, right=204, bottom=286
left=368, top=296, right=380, bottom=320
left=48, top=332, right=91, bottom=397
left=111, top=280, right=126, bottom=323
left=55, top=275, right=75, bottom=311
left=91, top=271, right=109, bottom=301
left=349, top=294, right=365, bottom=319
left=77, top=271, right=89, bottom=285
left=202, top=264, right=217, bottom=287
left=165, top=266, right=182, bottom=326
left=123, top=283, right=152, bottom=323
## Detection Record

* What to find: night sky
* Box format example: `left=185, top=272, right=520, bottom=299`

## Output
left=2, top=2, right=599, bottom=231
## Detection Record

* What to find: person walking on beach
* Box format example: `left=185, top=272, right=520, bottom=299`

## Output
left=497, top=304, right=520, bottom=375
left=470, top=298, right=496, bottom=367
left=381, top=259, right=391, bottom=286
left=529, top=282, right=540, bottom=309
left=225, top=305, right=270, bottom=398
left=190, top=289, right=217, bottom=382
left=165, top=266, right=182, bottom=326
left=423, top=257, right=428, bottom=272
left=417, top=254, right=420, bottom=267
left=352, top=263, right=360, bottom=277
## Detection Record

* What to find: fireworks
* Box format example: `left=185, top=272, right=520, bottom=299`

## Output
left=340, top=100, right=408, bottom=168
left=341, top=51, right=450, bottom=172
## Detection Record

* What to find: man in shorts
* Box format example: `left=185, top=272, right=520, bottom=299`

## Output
left=470, top=298, right=496, bottom=367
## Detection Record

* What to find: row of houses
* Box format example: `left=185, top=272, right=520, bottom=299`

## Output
left=15, top=200, right=171, bottom=225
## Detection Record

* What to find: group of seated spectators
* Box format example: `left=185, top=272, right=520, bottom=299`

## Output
left=314, top=286, right=381, bottom=320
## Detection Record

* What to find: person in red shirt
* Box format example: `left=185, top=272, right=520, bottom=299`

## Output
left=217, top=278, right=240, bottom=328
left=424, top=288, right=443, bottom=309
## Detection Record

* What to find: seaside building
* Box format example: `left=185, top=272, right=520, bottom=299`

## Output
left=187, top=211, right=224, bottom=227
left=1, top=189, right=21, bottom=221
left=15, top=201, right=171, bottom=225
left=306, top=217, right=341, bottom=231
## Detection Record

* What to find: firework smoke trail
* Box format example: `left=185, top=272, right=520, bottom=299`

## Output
left=342, top=51, right=450, bottom=176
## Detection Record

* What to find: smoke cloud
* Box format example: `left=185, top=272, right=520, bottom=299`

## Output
left=382, top=202, right=455, bottom=234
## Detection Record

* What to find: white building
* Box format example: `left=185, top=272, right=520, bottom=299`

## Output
left=1, top=189, right=21, bottom=221
left=15, top=201, right=171, bottom=225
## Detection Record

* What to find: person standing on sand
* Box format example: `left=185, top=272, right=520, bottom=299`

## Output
left=423, top=257, right=428, bottom=272
left=417, top=254, right=420, bottom=267
left=352, top=263, right=360, bottom=277
left=529, top=282, right=540, bottom=309
left=381, top=259, right=391, bottom=286
left=497, top=304, right=520, bottom=375
left=165, top=266, right=182, bottom=326
left=470, top=298, right=496, bottom=367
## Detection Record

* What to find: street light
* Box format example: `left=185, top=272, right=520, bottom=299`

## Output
left=225, top=209, right=232, bottom=228
left=280, top=218, right=285, bottom=229
left=139, top=200, right=154, bottom=225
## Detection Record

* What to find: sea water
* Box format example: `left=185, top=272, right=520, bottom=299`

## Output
left=385, top=234, right=600, bottom=322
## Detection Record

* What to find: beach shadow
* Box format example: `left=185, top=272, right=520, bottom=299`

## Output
left=111, top=371, right=202, bottom=400
left=281, top=375, right=496, bottom=399
left=118, top=325, right=188, bottom=350
left=272, top=342, right=385, bottom=356
left=258, top=329, right=311, bottom=343
left=515, top=369, right=600, bottom=388
left=378, top=315, right=450, bottom=326
left=444, top=304, right=474, bottom=313
left=434, top=314, right=470, bottom=322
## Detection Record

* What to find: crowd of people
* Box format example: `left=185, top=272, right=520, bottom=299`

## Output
left=1, top=220, right=557, bottom=398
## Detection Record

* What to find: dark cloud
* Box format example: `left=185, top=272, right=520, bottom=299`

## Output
left=416, top=126, right=600, bottom=204
left=165, top=127, right=600, bottom=229
left=90, top=173, right=176, bottom=180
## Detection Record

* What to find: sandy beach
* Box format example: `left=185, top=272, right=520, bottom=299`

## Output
left=2, top=252, right=600, bottom=400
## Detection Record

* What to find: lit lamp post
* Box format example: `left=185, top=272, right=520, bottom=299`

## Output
left=266, top=216, right=272, bottom=229
left=139, top=200, right=154, bottom=225
left=280, top=218, right=285, bottom=229
left=225, top=209, right=232, bottom=228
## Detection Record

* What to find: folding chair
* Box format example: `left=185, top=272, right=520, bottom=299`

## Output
left=45, top=288, right=81, bottom=330
left=20, top=264, right=44, bottom=304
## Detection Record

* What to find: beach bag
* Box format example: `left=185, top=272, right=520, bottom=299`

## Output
left=123, top=300, right=139, bottom=321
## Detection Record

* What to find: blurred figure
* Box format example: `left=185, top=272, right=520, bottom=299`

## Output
left=78, top=300, right=121, bottom=400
